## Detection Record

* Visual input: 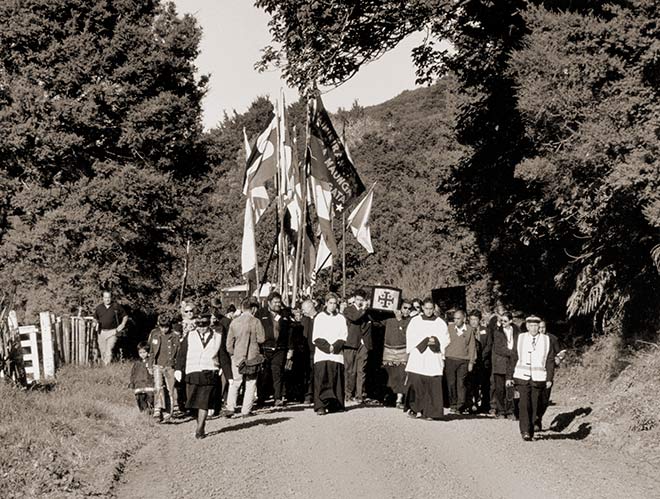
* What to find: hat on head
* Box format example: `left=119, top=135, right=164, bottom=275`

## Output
left=525, top=315, right=542, bottom=323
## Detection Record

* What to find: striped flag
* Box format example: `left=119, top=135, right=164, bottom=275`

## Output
left=241, top=111, right=278, bottom=283
left=243, top=113, right=278, bottom=224
left=347, top=183, right=375, bottom=254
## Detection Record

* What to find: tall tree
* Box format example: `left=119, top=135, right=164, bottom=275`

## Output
left=0, top=0, right=208, bottom=317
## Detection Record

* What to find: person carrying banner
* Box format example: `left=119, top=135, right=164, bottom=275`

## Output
left=256, top=292, right=294, bottom=407
left=343, top=288, right=373, bottom=404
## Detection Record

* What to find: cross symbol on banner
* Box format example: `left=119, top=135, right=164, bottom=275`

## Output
left=378, top=291, right=395, bottom=308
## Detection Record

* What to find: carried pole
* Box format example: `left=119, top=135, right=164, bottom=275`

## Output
left=292, top=98, right=312, bottom=305
left=258, top=212, right=280, bottom=299
left=179, top=239, right=191, bottom=305
left=342, top=211, right=346, bottom=300
left=341, top=117, right=348, bottom=300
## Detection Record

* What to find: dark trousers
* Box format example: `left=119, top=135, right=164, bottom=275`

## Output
left=343, top=344, right=369, bottom=399
left=444, top=358, right=469, bottom=411
left=537, top=386, right=552, bottom=425
left=135, top=392, right=154, bottom=412
left=476, top=362, right=492, bottom=411
left=305, top=353, right=314, bottom=401
left=258, top=349, right=286, bottom=402
left=492, top=373, right=514, bottom=415
left=516, top=381, right=544, bottom=436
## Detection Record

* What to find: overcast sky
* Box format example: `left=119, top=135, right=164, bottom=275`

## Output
left=172, top=0, right=426, bottom=129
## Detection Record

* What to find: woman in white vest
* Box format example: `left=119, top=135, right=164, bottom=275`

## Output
left=175, top=313, right=223, bottom=439
left=511, top=316, right=556, bottom=441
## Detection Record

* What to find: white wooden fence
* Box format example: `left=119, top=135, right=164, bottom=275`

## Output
left=3, top=312, right=98, bottom=383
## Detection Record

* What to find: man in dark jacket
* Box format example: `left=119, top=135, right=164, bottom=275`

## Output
left=210, top=301, right=232, bottom=413
left=257, top=291, right=294, bottom=406
left=147, top=316, right=180, bottom=421
left=492, top=311, right=519, bottom=418
left=343, top=289, right=373, bottom=403
left=301, top=299, right=318, bottom=404
left=469, top=309, right=492, bottom=413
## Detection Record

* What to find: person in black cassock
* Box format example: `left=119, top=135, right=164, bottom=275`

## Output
left=312, top=293, right=348, bottom=415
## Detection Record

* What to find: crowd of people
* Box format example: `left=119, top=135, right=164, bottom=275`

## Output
left=119, top=288, right=564, bottom=441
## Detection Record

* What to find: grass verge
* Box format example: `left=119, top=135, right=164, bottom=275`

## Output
left=0, top=363, right=156, bottom=498
left=555, top=334, right=660, bottom=466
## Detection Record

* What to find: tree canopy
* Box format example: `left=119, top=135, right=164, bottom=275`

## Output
left=0, top=0, right=208, bottom=318
left=257, top=0, right=660, bottom=336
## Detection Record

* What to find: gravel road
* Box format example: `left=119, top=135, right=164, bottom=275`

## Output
left=115, top=397, right=660, bottom=499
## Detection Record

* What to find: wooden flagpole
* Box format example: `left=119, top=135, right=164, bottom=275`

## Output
left=179, top=239, right=191, bottom=305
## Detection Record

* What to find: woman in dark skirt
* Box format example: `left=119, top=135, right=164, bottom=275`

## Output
left=175, top=314, right=223, bottom=439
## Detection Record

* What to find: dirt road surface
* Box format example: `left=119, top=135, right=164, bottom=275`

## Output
left=115, top=397, right=659, bottom=499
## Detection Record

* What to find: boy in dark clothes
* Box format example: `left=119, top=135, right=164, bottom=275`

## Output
left=129, top=342, right=155, bottom=413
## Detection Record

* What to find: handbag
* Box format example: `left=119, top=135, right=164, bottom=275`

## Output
left=238, top=327, right=264, bottom=376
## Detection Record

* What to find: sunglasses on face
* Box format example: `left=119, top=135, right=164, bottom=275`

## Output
left=184, top=309, right=193, bottom=313
left=402, top=306, right=411, bottom=310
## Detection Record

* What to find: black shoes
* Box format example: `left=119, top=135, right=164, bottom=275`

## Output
left=521, top=433, right=533, bottom=441
left=195, top=430, right=206, bottom=440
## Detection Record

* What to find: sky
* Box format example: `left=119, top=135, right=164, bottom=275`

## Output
left=172, top=0, right=426, bottom=129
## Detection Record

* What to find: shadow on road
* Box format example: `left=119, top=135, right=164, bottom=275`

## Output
left=536, top=422, right=592, bottom=441
left=206, top=416, right=291, bottom=437
left=549, top=407, right=593, bottom=432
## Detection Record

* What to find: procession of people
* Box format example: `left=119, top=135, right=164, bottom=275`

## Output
left=112, top=287, right=562, bottom=441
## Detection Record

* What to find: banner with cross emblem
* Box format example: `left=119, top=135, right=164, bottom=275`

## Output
left=370, top=286, right=402, bottom=312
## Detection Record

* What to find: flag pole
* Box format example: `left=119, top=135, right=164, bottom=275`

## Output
left=342, top=211, right=346, bottom=300
left=276, top=93, right=290, bottom=304
left=341, top=117, right=348, bottom=300
left=291, top=98, right=312, bottom=305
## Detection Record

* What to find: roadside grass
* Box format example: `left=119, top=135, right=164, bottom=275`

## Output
left=0, top=363, right=156, bottom=498
left=555, top=333, right=660, bottom=465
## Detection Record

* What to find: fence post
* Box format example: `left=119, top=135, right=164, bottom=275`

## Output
left=19, top=326, right=41, bottom=382
left=39, top=312, right=56, bottom=379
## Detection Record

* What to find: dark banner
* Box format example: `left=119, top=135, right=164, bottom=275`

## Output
left=309, top=96, right=365, bottom=213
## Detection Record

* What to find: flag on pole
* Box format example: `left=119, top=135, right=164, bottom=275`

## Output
left=308, top=95, right=365, bottom=213
left=241, top=198, right=258, bottom=282
left=347, top=183, right=375, bottom=254
left=309, top=173, right=338, bottom=256
left=241, top=110, right=278, bottom=285
left=243, top=113, right=278, bottom=224
left=311, top=232, right=333, bottom=287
